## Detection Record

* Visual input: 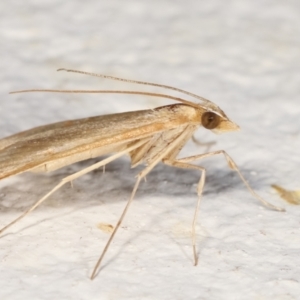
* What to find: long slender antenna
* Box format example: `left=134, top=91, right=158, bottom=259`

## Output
left=57, top=68, right=213, bottom=105
left=9, top=89, right=201, bottom=109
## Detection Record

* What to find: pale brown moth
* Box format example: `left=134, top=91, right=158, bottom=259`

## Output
left=0, top=69, right=284, bottom=280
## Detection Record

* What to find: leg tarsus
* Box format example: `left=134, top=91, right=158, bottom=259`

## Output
left=0, top=181, right=65, bottom=234
left=176, top=150, right=284, bottom=212
left=90, top=176, right=142, bottom=280
left=164, top=159, right=206, bottom=267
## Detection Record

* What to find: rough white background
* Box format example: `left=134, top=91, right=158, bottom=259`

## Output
left=0, top=1, right=299, bottom=299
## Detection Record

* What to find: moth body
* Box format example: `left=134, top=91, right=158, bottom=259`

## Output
left=0, top=103, right=236, bottom=179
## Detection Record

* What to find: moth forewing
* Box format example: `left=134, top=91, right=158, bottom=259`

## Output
left=0, top=104, right=198, bottom=180
left=1, top=69, right=284, bottom=280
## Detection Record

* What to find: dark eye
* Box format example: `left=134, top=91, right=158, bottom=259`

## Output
left=201, top=112, right=220, bottom=129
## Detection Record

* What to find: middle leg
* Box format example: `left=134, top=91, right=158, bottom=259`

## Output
left=163, top=158, right=206, bottom=266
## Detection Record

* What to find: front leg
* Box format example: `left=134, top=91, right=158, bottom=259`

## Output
left=163, top=148, right=284, bottom=267
left=170, top=150, right=284, bottom=212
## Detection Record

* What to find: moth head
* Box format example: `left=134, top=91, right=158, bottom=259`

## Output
left=201, top=109, right=240, bottom=134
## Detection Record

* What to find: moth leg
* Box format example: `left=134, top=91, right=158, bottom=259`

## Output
left=176, top=150, right=284, bottom=212
left=163, top=159, right=205, bottom=266
left=90, top=175, right=142, bottom=280
left=0, top=180, right=65, bottom=235
left=0, top=139, right=149, bottom=235
left=91, top=153, right=173, bottom=279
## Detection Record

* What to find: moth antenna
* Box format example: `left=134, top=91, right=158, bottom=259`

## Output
left=9, top=89, right=200, bottom=109
left=57, top=68, right=213, bottom=106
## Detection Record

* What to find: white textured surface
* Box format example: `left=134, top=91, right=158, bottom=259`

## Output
left=1, top=1, right=300, bottom=299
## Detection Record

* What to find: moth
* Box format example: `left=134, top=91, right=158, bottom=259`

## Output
left=0, top=69, right=284, bottom=280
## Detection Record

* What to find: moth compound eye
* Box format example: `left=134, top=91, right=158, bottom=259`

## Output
left=201, top=112, right=220, bottom=129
